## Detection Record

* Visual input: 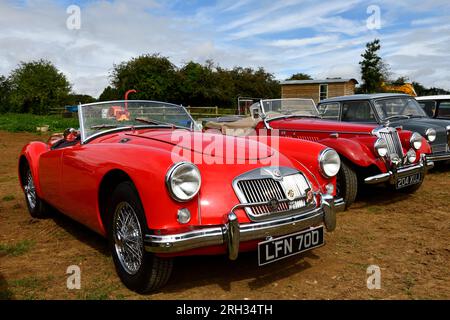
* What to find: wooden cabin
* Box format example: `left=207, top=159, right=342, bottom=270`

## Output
left=281, top=78, right=358, bottom=104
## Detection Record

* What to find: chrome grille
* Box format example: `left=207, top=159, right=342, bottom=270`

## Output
left=379, top=129, right=404, bottom=158
left=237, top=178, right=290, bottom=215
left=234, top=170, right=312, bottom=221
left=432, top=143, right=448, bottom=154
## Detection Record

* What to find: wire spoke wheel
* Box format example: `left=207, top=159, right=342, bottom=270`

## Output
left=24, top=171, right=37, bottom=210
left=113, top=202, right=144, bottom=275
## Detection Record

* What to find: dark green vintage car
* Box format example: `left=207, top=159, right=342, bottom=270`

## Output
left=318, top=94, right=450, bottom=163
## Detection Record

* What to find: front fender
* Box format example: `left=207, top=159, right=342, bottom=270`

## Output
left=398, top=131, right=431, bottom=155
left=318, top=137, right=383, bottom=170
left=60, top=143, right=198, bottom=234
left=19, top=141, right=49, bottom=198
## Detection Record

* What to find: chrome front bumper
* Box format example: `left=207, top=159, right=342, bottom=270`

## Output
left=427, top=152, right=450, bottom=162
left=364, top=156, right=434, bottom=185
left=144, top=195, right=342, bottom=260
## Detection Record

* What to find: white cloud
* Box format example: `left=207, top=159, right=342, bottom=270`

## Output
left=269, top=35, right=338, bottom=48
left=0, top=0, right=449, bottom=99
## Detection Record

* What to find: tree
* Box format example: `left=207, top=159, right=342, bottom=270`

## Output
left=178, top=61, right=216, bottom=106
left=98, top=86, right=120, bottom=101
left=390, top=76, right=409, bottom=86
left=359, top=39, right=388, bottom=93
left=230, top=66, right=280, bottom=105
left=108, top=54, right=281, bottom=108
left=8, top=60, right=71, bottom=114
left=0, top=75, right=11, bottom=113
left=111, top=54, right=179, bottom=102
left=412, top=81, right=450, bottom=96
left=65, top=94, right=96, bottom=105
left=286, top=73, right=313, bottom=81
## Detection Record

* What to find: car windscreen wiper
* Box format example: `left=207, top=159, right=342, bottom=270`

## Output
left=383, top=115, right=410, bottom=121
left=91, top=124, right=119, bottom=130
left=270, top=114, right=320, bottom=121
left=405, top=114, right=424, bottom=118
left=134, top=118, right=174, bottom=126
left=134, top=118, right=190, bottom=130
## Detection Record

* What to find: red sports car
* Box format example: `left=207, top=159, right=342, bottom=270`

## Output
left=19, top=100, right=342, bottom=293
left=205, top=99, right=434, bottom=209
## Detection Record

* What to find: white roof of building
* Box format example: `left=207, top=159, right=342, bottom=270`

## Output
left=281, top=78, right=358, bottom=85
left=416, top=95, right=450, bottom=100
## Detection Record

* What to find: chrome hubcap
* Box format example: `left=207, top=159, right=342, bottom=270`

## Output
left=24, top=171, right=36, bottom=210
left=113, top=202, right=143, bottom=275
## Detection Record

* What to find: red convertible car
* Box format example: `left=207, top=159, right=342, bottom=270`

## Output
left=205, top=99, right=434, bottom=209
left=19, top=100, right=342, bottom=293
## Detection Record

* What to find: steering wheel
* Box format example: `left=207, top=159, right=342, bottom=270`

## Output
left=63, top=128, right=80, bottom=142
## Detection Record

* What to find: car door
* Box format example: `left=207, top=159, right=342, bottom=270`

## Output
left=58, top=143, right=102, bottom=231
left=341, top=101, right=378, bottom=123
left=318, top=102, right=340, bottom=121
left=38, top=147, right=65, bottom=210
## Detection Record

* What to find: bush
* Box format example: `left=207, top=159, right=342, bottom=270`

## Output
left=0, top=113, right=79, bottom=133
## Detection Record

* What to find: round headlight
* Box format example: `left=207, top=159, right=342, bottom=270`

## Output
left=406, top=149, right=417, bottom=164
left=374, top=138, right=388, bottom=157
left=166, top=162, right=201, bottom=202
left=425, top=128, right=436, bottom=142
left=410, top=132, right=423, bottom=150
left=319, top=148, right=341, bottom=178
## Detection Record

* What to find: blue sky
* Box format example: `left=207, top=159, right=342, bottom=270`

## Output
left=1, top=0, right=449, bottom=97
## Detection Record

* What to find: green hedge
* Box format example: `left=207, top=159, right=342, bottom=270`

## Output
left=0, top=113, right=79, bottom=133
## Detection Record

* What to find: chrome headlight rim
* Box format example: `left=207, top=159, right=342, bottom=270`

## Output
left=410, top=132, right=423, bottom=150
left=406, top=149, right=417, bottom=164
left=166, top=161, right=202, bottom=202
left=425, top=128, right=436, bottom=143
left=318, top=148, right=341, bottom=178
left=374, top=138, right=388, bottom=157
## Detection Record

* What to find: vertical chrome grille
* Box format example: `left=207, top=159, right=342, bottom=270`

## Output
left=234, top=169, right=313, bottom=221
left=237, top=178, right=290, bottom=215
left=379, top=129, right=404, bottom=158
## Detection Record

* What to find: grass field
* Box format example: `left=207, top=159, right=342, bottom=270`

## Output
left=0, top=109, right=235, bottom=133
left=0, top=114, right=79, bottom=133
left=1, top=131, right=449, bottom=300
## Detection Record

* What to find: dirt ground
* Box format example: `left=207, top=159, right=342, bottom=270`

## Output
left=0, top=130, right=449, bottom=300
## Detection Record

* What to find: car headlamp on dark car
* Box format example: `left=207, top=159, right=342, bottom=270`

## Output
left=425, top=128, right=437, bottom=143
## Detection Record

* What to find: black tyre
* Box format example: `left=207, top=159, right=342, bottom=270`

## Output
left=22, top=164, right=49, bottom=219
left=336, top=160, right=358, bottom=210
left=107, top=181, right=173, bottom=293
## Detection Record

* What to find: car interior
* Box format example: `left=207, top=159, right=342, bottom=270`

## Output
left=49, top=128, right=81, bottom=150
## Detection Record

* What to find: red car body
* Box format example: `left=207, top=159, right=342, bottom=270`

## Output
left=257, top=119, right=431, bottom=175
left=205, top=99, right=434, bottom=209
left=18, top=100, right=342, bottom=292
